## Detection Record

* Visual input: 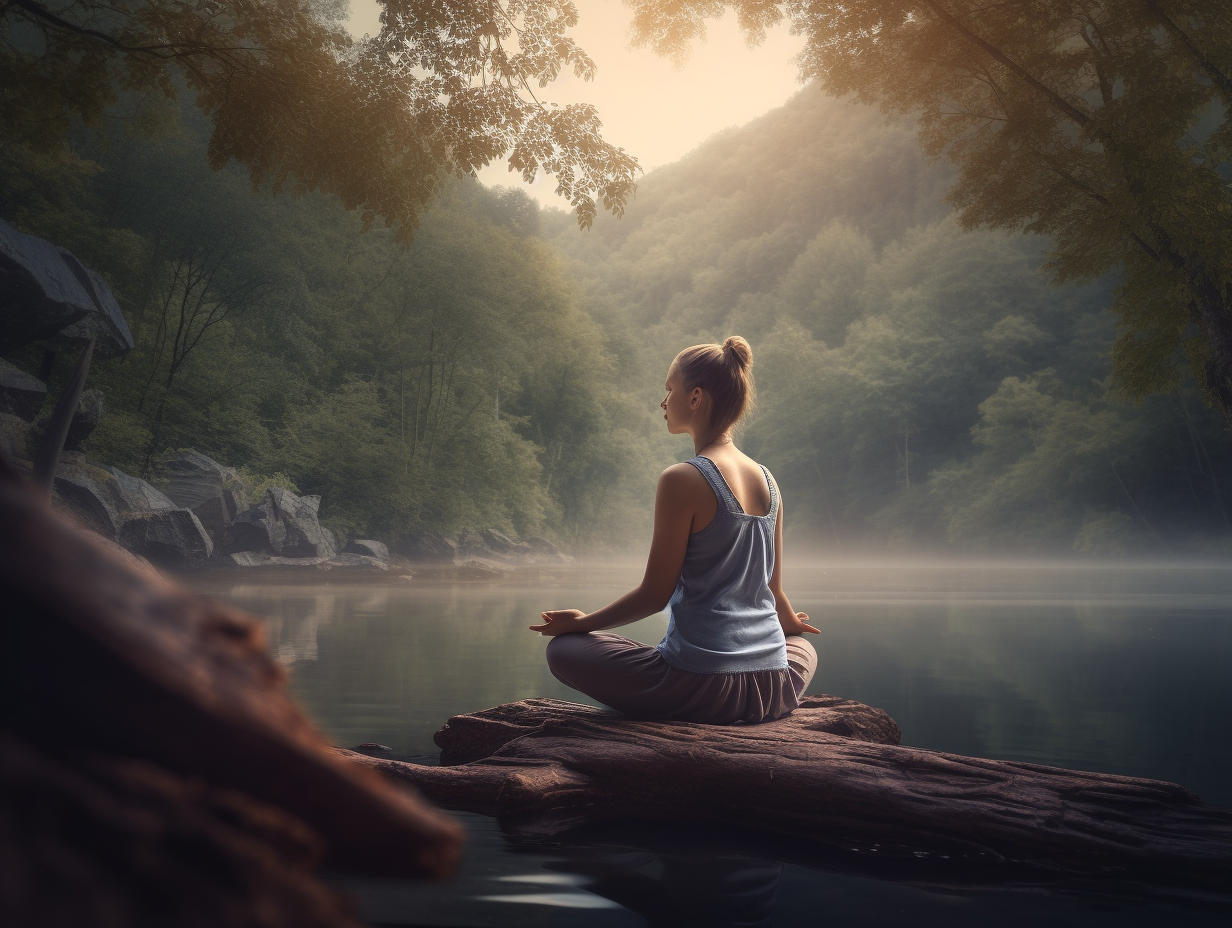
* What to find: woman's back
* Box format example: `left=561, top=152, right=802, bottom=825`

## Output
left=689, top=446, right=773, bottom=525
left=656, top=454, right=787, bottom=674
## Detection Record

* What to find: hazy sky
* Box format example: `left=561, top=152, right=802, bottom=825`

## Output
left=346, top=0, right=806, bottom=210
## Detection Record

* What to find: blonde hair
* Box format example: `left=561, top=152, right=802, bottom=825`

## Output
left=675, top=336, right=756, bottom=437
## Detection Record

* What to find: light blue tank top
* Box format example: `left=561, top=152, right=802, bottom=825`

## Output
left=655, top=456, right=788, bottom=673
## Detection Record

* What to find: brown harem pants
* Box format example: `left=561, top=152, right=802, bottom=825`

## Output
left=545, top=633, right=818, bottom=725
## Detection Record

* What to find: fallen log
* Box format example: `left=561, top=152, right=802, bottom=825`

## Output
left=0, top=454, right=463, bottom=925
left=341, top=697, right=1232, bottom=885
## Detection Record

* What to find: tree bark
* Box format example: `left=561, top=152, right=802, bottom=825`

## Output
left=342, top=697, right=1232, bottom=885
left=0, top=455, right=463, bottom=882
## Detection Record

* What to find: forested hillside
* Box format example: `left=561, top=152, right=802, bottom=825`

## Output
left=4, top=83, right=1230, bottom=556
left=545, top=85, right=1232, bottom=556
left=0, top=103, right=657, bottom=548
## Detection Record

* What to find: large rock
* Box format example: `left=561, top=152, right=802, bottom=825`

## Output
left=267, top=487, right=336, bottom=558
left=118, top=509, right=214, bottom=567
left=394, top=533, right=457, bottom=564
left=63, top=388, right=103, bottom=452
left=37, top=259, right=135, bottom=359
left=0, top=358, right=47, bottom=421
left=0, top=217, right=95, bottom=355
left=456, top=529, right=570, bottom=566
left=104, top=465, right=176, bottom=514
left=523, top=535, right=570, bottom=564
left=48, top=454, right=217, bottom=568
left=221, top=498, right=286, bottom=555
left=457, top=531, right=503, bottom=563
left=221, top=487, right=335, bottom=559
left=343, top=539, right=389, bottom=561
left=154, top=450, right=251, bottom=546
left=51, top=454, right=123, bottom=539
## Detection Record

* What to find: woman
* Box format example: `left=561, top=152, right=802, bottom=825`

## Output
left=529, top=336, right=818, bottom=724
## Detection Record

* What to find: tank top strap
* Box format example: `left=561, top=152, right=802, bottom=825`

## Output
left=761, top=465, right=779, bottom=518
left=687, top=456, right=741, bottom=514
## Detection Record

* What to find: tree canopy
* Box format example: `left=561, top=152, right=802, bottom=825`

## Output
left=627, top=0, right=1232, bottom=420
left=0, top=0, right=637, bottom=235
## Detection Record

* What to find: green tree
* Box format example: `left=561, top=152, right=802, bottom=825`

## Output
left=628, top=0, right=1232, bottom=420
left=1, top=0, right=637, bottom=234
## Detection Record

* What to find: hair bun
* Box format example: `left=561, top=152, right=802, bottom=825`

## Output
left=722, top=336, right=752, bottom=369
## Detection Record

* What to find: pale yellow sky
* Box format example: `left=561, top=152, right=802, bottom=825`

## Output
left=346, top=0, right=806, bottom=210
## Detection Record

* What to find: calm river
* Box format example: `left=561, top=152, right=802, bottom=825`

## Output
left=186, top=563, right=1232, bottom=927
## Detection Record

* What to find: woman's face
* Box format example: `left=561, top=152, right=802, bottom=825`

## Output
left=661, top=362, right=697, bottom=434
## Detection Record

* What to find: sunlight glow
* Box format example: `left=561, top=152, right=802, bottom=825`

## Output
left=346, top=0, right=807, bottom=210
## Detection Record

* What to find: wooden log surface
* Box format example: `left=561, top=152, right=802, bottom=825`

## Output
left=0, top=455, right=463, bottom=883
left=342, top=697, right=1232, bottom=884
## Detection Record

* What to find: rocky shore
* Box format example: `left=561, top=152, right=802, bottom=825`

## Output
left=1, top=365, right=568, bottom=576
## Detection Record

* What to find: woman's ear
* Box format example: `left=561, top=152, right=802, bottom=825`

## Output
left=690, top=387, right=703, bottom=409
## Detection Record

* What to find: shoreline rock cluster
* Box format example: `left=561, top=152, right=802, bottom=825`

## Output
left=1, top=375, right=568, bottom=573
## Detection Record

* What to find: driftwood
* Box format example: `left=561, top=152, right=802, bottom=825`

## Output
left=342, top=697, right=1232, bottom=885
left=0, top=456, right=462, bottom=925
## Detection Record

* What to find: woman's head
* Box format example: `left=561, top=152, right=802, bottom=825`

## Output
left=666, top=336, right=755, bottom=440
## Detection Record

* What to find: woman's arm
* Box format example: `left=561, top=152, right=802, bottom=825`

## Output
left=769, top=491, right=820, bottom=637
left=530, top=464, right=701, bottom=636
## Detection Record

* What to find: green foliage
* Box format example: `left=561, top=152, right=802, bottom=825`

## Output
left=0, top=94, right=653, bottom=548
left=6, top=67, right=1232, bottom=556
left=627, top=0, right=1232, bottom=418
left=548, top=86, right=1232, bottom=555
left=1, top=0, right=637, bottom=235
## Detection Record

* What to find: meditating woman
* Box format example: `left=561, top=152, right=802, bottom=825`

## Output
left=529, top=336, right=818, bottom=724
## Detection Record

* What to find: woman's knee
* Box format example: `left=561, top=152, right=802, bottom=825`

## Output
left=545, top=633, right=588, bottom=682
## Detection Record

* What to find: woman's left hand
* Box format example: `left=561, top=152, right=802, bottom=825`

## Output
left=529, top=609, right=590, bottom=636
left=781, top=611, right=820, bottom=636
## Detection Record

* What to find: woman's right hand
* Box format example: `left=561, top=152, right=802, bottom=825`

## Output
left=529, top=609, right=591, bottom=636
left=780, top=611, right=820, bottom=636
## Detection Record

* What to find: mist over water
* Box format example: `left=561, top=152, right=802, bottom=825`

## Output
left=186, top=562, right=1232, bottom=926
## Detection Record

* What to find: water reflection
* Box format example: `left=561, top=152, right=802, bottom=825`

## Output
left=540, top=851, right=780, bottom=928
left=187, top=565, right=1232, bottom=927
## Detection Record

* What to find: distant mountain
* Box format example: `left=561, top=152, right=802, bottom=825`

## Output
left=545, top=84, right=954, bottom=329
left=538, top=84, right=1232, bottom=555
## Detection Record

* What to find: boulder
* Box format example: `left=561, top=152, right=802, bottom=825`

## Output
left=37, top=259, right=135, bottom=359
left=221, top=487, right=335, bottom=559
left=457, top=529, right=567, bottom=566
left=478, top=528, right=520, bottom=556
left=457, top=531, right=506, bottom=563
left=267, top=486, right=336, bottom=558
left=221, top=499, right=286, bottom=555
left=326, top=553, right=389, bottom=571
left=394, top=533, right=457, bottom=564
left=0, top=413, right=30, bottom=461
left=51, top=454, right=123, bottom=539
left=154, top=451, right=251, bottom=546
left=0, top=217, right=95, bottom=355
left=63, top=388, right=103, bottom=452
left=343, top=539, right=389, bottom=561
left=523, top=535, right=570, bottom=564
left=0, top=358, right=47, bottom=421
left=50, top=456, right=187, bottom=542
left=118, top=509, right=214, bottom=567
left=104, top=465, right=176, bottom=514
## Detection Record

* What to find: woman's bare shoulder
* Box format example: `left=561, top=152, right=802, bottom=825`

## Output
left=660, top=461, right=707, bottom=486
